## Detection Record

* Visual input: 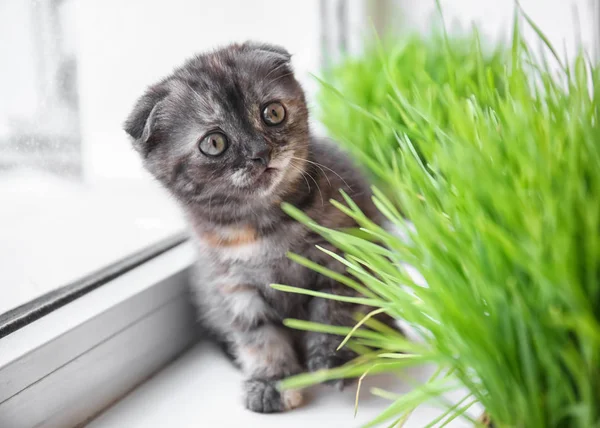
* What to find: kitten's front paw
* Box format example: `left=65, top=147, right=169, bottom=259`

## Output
left=244, top=379, right=303, bottom=413
left=307, top=350, right=357, bottom=391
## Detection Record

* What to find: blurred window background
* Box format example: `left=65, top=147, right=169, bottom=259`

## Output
left=0, top=0, right=331, bottom=315
left=0, top=0, right=596, bottom=318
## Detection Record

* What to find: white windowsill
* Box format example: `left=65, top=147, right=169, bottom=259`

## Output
left=88, top=343, right=479, bottom=428
left=0, top=239, right=482, bottom=427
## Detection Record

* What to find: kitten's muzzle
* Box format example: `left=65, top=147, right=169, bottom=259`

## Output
left=250, top=147, right=272, bottom=168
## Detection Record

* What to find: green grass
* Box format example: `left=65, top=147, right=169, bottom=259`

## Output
left=316, top=31, right=506, bottom=197
left=276, top=7, right=600, bottom=428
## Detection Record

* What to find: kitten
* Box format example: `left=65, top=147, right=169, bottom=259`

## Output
left=124, top=42, right=383, bottom=413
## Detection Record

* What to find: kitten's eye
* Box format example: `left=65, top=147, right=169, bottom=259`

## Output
left=262, top=102, right=286, bottom=126
left=199, top=132, right=228, bottom=157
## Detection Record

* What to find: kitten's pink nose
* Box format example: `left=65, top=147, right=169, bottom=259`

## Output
left=250, top=147, right=271, bottom=167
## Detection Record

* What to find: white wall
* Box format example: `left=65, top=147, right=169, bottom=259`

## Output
left=69, top=0, right=321, bottom=181
left=397, top=0, right=595, bottom=59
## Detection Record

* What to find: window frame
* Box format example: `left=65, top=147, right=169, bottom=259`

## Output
left=0, top=239, right=197, bottom=427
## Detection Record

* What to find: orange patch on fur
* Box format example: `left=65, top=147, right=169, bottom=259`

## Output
left=243, top=346, right=259, bottom=356
left=220, top=284, right=255, bottom=294
left=203, top=226, right=257, bottom=247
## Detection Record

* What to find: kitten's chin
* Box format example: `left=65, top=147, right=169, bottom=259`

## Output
left=257, top=154, right=295, bottom=196
left=253, top=167, right=286, bottom=197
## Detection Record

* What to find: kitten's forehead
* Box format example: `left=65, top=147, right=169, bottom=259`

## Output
left=166, top=45, right=301, bottom=131
left=187, top=45, right=296, bottom=100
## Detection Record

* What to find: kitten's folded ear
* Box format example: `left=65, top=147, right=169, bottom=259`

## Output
left=242, top=41, right=291, bottom=63
left=124, top=84, right=169, bottom=153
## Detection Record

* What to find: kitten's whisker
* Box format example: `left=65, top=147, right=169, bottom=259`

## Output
left=292, top=160, right=324, bottom=207
left=292, top=156, right=332, bottom=188
left=266, top=72, right=294, bottom=87
left=288, top=162, right=311, bottom=193
left=185, top=82, right=205, bottom=106
left=289, top=161, right=323, bottom=207
left=291, top=156, right=353, bottom=191
left=306, top=171, right=325, bottom=208
left=263, top=61, right=290, bottom=81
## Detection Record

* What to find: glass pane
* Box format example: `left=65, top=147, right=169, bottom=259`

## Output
left=0, top=0, right=323, bottom=317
